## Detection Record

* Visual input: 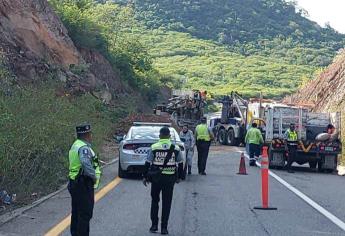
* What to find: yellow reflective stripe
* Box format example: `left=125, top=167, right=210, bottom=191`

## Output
left=298, top=141, right=314, bottom=153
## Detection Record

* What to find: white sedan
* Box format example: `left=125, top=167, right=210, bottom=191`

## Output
left=117, top=122, right=186, bottom=178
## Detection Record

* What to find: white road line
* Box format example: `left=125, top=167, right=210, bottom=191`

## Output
left=239, top=151, right=345, bottom=232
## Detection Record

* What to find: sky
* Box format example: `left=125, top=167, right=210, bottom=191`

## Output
left=295, top=0, right=345, bottom=33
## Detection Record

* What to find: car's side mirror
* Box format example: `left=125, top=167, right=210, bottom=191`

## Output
left=114, top=135, right=125, bottom=143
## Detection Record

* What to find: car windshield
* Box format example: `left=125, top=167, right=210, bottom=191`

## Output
left=129, top=126, right=180, bottom=141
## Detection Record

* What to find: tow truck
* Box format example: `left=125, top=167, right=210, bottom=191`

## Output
left=211, top=92, right=248, bottom=146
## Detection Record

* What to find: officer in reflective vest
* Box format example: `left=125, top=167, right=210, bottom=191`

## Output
left=284, top=123, right=298, bottom=173
left=195, top=117, right=214, bottom=175
left=68, top=124, right=101, bottom=236
left=143, top=127, right=184, bottom=235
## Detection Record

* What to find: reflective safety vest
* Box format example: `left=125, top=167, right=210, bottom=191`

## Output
left=68, top=139, right=101, bottom=188
left=286, top=129, right=298, bottom=142
left=196, top=124, right=211, bottom=141
left=151, top=139, right=179, bottom=175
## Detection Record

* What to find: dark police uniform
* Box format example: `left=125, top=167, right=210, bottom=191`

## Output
left=68, top=124, right=101, bottom=236
left=284, top=128, right=298, bottom=173
left=144, top=138, right=184, bottom=234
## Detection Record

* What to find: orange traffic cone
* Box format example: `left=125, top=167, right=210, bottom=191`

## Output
left=254, top=146, right=277, bottom=210
left=237, top=152, right=248, bottom=175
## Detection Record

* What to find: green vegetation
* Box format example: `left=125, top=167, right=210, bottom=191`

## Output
left=0, top=79, right=137, bottom=198
left=136, top=29, right=317, bottom=98
left=49, top=0, right=165, bottom=100
left=111, top=0, right=344, bottom=97
left=129, top=0, right=344, bottom=50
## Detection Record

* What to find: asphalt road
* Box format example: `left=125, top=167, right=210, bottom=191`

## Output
left=1, top=145, right=345, bottom=236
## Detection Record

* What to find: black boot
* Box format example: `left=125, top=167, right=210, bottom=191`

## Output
left=188, top=166, right=192, bottom=175
left=161, top=228, right=169, bottom=235
left=150, top=224, right=158, bottom=233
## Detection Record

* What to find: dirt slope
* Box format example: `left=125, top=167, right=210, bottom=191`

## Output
left=0, top=0, right=128, bottom=101
left=286, top=50, right=345, bottom=166
left=286, top=51, right=345, bottom=112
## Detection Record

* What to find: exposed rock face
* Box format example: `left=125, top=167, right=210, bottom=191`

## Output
left=0, top=0, right=126, bottom=99
left=80, top=48, right=126, bottom=95
left=0, top=0, right=81, bottom=76
left=287, top=52, right=345, bottom=112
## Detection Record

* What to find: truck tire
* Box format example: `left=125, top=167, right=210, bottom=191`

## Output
left=218, top=129, right=228, bottom=145
left=227, top=129, right=238, bottom=146
left=268, top=148, right=275, bottom=169
left=309, top=161, right=317, bottom=169
left=317, top=158, right=324, bottom=173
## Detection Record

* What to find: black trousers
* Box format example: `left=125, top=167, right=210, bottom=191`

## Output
left=197, top=140, right=211, bottom=173
left=68, top=176, right=94, bottom=236
left=287, top=144, right=297, bottom=170
left=150, top=175, right=176, bottom=228
left=249, top=143, right=261, bottom=160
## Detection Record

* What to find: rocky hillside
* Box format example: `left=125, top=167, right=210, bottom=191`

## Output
left=0, top=0, right=162, bottom=203
left=287, top=51, right=345, bottom=112
left=0, top=0, right=128, bottom=102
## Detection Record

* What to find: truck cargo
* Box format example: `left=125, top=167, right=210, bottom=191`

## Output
left=153, top=90, right=207, bottom=130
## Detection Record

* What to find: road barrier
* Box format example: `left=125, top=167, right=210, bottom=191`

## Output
left=254, top=146, right=277, bottom=210
left=237, top=152, right=248, bottom=175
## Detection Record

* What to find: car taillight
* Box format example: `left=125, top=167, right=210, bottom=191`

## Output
left=123, top=144, right=136, bottom=150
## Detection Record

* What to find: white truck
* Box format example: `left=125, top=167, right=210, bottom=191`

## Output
left=253, top=104, right=341, bottom=172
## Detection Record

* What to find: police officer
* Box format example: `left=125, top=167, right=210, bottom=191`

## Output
left=179, top=125, right=195, bottom=175
left=284, top=123, right=298, bottom=173
left=68, top=124, right=101, bottom=236
left=195, top=117, right=214, bottom=175
left=143, top=127, right=184, bottom=235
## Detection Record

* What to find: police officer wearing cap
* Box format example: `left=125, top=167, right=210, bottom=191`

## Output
left=143, top=127, right=184, bottom=235
left=68, top=124, right=101, bottom=236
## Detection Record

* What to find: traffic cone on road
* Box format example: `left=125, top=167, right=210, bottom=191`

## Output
left=237, top=152, right=248, bottom=175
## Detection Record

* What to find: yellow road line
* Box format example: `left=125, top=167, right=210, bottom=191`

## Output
left=44, top=177, right=122, bottom=236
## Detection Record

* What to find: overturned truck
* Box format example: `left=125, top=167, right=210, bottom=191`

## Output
left=154, top=90, right=206, bottom=130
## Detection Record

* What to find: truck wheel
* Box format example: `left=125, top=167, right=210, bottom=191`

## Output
left=218, top=129, right=228, bottom=145
left=268, top=148, right=274, bottom=169
left=227, top=129, right=237, bottom=146
left=317, top=159, right=324, bottom=173
left=309, top=161, right=317, bottom=169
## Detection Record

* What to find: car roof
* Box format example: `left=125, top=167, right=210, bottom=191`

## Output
left=127, top=125, right=180, bottom=141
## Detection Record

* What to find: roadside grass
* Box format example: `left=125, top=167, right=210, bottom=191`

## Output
left=0, top=82, right=130, bottom=202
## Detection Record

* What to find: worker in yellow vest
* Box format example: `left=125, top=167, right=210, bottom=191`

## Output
left=284, top=123, right=298, bottom=173
left=68, top=124, right=101, bottom=236
left=195, top=117, right=214, bottom=175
